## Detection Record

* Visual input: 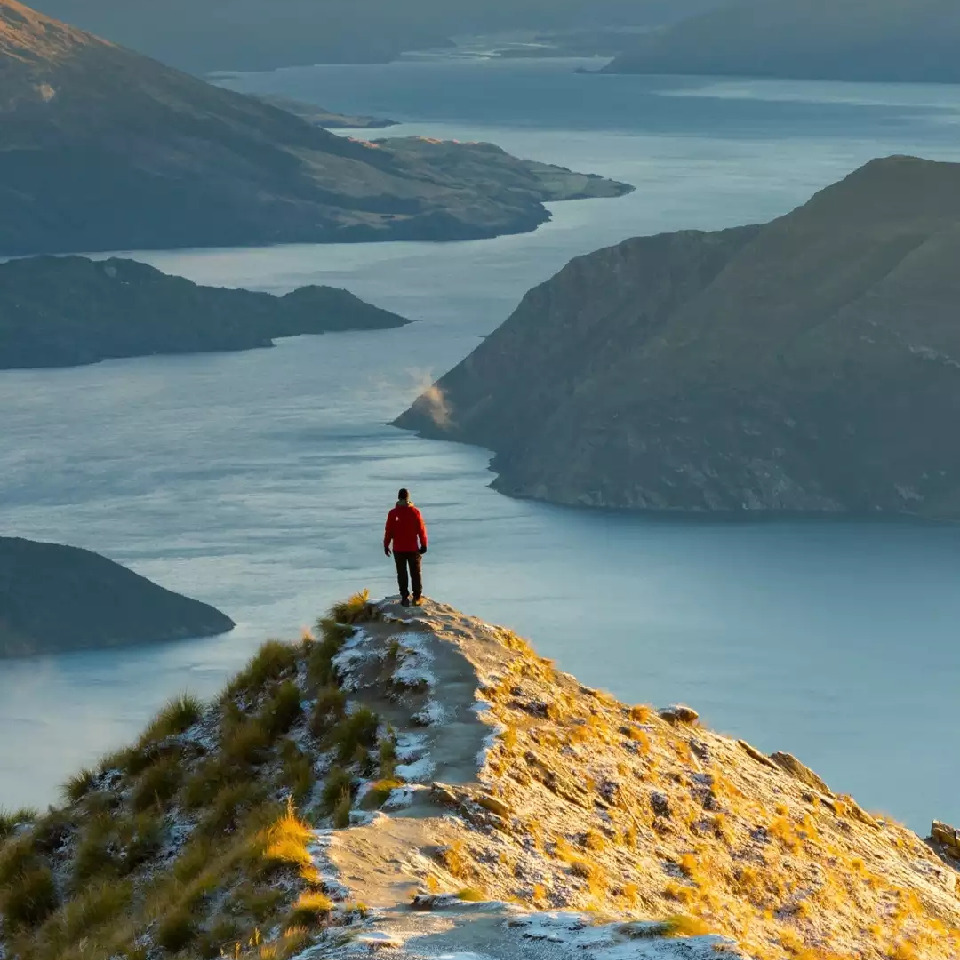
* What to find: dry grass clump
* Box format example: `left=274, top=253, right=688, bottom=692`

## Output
left=261, top=804, right=314, bottom=872
left=0, top=807, right=36, bottom=841
left=140, top=693, right=204, bottom=744
left=131, top=752, right=183, bottom=812
left=329, top=707, right=379, bottom=765
left=309, top=685, right=347, bottom=737
left=663, top=914, right=712, bottom=937
left=0, top=834, right=59, bottom=934
left=226, top=641, right=300, bottom=702
left=437, top=840, right=470, bottom=879
left=330, top=589, right=371, bottom=624
left=306, top=619, right=353, bottom=691
left=0, top=593, right=401, bottom=960
left=63, top=768, right=98, bottom=803
left=288, top=891, right=333, bottom=927
left=261, top=681, right=303, bottom=739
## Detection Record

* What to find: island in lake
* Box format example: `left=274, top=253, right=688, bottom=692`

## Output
left=399, top=155, right=960, bottom=520
left=0, top=536, right=234, bottom=657
left=0, top=256, right=409, bottom=370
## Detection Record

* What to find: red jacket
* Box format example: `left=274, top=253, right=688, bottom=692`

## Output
left=384, top=502, right=428, bottom=554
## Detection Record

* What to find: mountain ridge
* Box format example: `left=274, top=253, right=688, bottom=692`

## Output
left=0, top=0, right=631, bottom=256
left=605, top=0, right=960, bottom=83
left=1, top=594, right=957, bottom=960
left=397, top=155, right=960, bottom=518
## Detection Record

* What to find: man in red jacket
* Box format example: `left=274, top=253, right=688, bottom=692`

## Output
left=383, top=487, right=428, bottom=607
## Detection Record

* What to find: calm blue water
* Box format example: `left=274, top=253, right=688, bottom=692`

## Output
left=3, top=58, right=960, bottom=830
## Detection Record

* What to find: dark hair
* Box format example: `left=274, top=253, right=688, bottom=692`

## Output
left=398, top=487, right=409, bottom=500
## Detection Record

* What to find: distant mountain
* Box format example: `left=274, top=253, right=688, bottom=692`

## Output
left=399, top=156, right=960, bottom=518
left=29, top=0, right=722, bottom=72
left=606, top=0, right=960, bottom=83
left=0, top=0, right=630, bottom=257
left=247, top=95, right=398, bottom=130
left=0, top=256, right=408, bottom=370
left=0, top=537, right=233, bottom=657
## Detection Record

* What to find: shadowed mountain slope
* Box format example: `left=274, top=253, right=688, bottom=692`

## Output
left=0, top=0, right=630, bottom=256
left=606, top=0, right=960, bottom=83
left=0, top=537, right=233, bottom=657
left=398, top=156, right=960, bottom=518
left=0, top=256, right=408, bottom=369
left=28, top=0, right=722, bottom=72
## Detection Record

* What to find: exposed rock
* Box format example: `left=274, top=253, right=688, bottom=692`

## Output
left=0, top=535, right=233, bottom=657
left=737, top=740, right=777, bottom=769
left=0, top=0, right=631, bottom=256
left=770, top=752, right=833, bottom=796
left=477, top=794, right=512, bottom=819
left=932, top=821, right=960, bottom=860
left=658, top=704, right=699, bottom=724
left=398, top=156, right=960, bottom=520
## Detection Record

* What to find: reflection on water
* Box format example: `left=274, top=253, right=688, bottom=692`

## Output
left=2, top=61, right=960, bottom=830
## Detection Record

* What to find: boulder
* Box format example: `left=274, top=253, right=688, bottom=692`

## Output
left=770, top=752, right=833, bottom=795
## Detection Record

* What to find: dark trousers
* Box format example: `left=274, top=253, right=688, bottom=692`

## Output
left=394, top=551, right=422, bottom=600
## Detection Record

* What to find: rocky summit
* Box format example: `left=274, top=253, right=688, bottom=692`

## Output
left=2, top=593, right=957, bottom=960
left=398, top=155, right=960, bottom=519
left=0, top=536, right=233, bottom=657
left=0, top=0, right=630, bottom=256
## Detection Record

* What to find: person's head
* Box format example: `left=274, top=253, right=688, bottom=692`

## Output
left=398, top=487, right=409, bottom=502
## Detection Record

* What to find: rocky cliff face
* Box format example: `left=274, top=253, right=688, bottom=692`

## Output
left=605, top=0, right=960, bottom=84
left=398, top=156, right=960, bottom=519
left=0, top=0, right=630, bottom=256
left=2, top=594, right=957, bottom=960
left=0, top=255, right=408, bottom=369
left=0, top=536, right=233, bottom=656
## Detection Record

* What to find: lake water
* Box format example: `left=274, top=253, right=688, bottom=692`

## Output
left=3, top=57, right=960, bottom=831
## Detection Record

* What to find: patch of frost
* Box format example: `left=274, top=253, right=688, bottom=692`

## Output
left=413, top=701, right=446, bottom=726
left=395, top=731, right=429, bottom=761
left=395, top=755, right=436, bottom=783
left=391, top=632, right=437, bottom=690
left=333, top=629, right=371, bottom=692
left=383, top=786, right=416, bottom=810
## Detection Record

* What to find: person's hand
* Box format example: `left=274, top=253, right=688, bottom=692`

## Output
left=384, top=546, right=391, bottom=557
left=419, top=546, right=428, bottom=555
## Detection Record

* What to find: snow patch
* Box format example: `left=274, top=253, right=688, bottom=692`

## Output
left=506, top=913, right=736, bottom=959
left=395, top=731, right=429, bottom=762
left=413, top=701, right=446, bottom=726
left=333, top=629, right=372, bottom=692
left=395, top=755, right=436, bottom=784
left=390, top=632, right=437, bottom=691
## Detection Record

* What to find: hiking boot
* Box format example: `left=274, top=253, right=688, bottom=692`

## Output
left=412, top=597, right=422, bottom=607
left=400, top=597, right=410, bottom=607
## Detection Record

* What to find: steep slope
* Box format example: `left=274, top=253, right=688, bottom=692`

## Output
left=606, top=0, right=960, bottom=83
left=398, top=155, right=960, bottom=518
left=0, top=0, right=630, bottom=256
left=0, top=256, right=408, bottom=369
left=0, top=536, right=233, bottom=657
left=2, top=594, right=958, bottom=960
left=29, top=0, right=722, bottom=72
